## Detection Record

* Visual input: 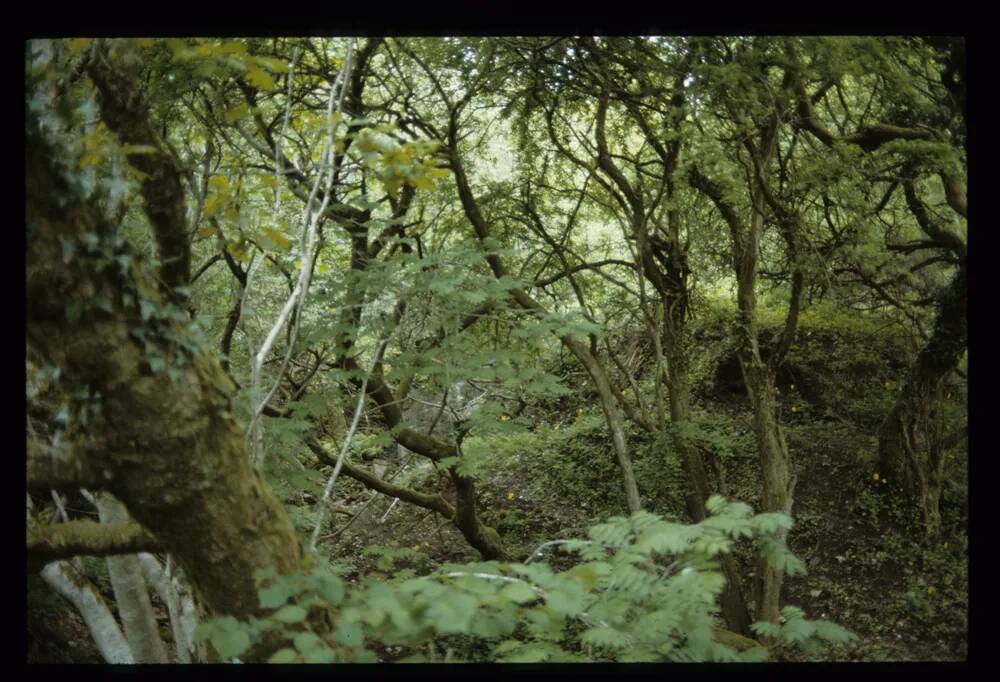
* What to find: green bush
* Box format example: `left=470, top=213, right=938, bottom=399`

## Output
left=196, top=498, right=854, bottom=663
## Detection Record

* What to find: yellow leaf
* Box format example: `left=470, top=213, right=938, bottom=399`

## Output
left=203, top=195, right=222, bottom=218
left=411, top=174, right=435, bottom=191
left=208, top=175, right=230, bottom=191
left=69, top=38, right=91, bottom=56
left=195, top=225, right=217, bottom=240
left=261, top=175, right=278, bottom=188
left=316, top=263, right=330, bottom=274
left=872, top=472, right=879, bottom=481
left=247, top=66, right=276, bottom=91
left=262, top=228, right=291, bottom=251
left=506, top=492, right=515, bottom=501
left=79, top=151, right=103, bottom=168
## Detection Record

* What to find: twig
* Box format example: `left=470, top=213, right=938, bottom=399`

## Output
left=308, top=336, right=388, bottom=552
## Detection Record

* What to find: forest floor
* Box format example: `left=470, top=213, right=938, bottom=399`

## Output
left=323, top=391, right=968, bottom=662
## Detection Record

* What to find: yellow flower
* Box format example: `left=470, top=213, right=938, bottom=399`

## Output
left=578, top=408, right=584, bottom=414
left=873, top=472, right=880, bottom=481
left=412, top=544, right=421, bottom=551
left=884, top=381, right=893, bottom=390
left=424, top=541, right=430, bottom=548
left=790, top=406, right=798, bottom=413
left=943, top=542, right=949, bottom=550
left=500, top=415, right=510, bottom=421
left=506, top=491, right=515, bottom=501
left=927, top=586, right=936, bottom=595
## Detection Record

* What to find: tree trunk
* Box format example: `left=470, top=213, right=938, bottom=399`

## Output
left=27, top=113, right=304, bottom=623
left=664, top=327, right=753, bottom=635
left=41, top=562, right=135, bottom=664
left=742, top=361, right=795, bottom=624
left=878, top=268, right=966, bottom=537
left=94, top=494, right=168, bottom=663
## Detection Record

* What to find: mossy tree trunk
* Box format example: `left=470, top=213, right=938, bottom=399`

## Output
left=878, top=267, right=966, bottom=537
left=690, top=155, right=798, bottom=625
left=27, top=87, right=303, bottom=624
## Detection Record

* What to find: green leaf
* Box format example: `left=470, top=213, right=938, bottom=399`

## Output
left=545, top=582, right=588, bottom=617
left=293, top=631, right=323, bottom=653
left=268, top=647, right=299, bottom=663
left=331, top=621, right=364, bottom=648
left=581, top=626, right=631, bottom=651
left=314, top=572, right=345, bottom=605
left=499, top=581, right=538, bottom=604
left=273, top=604, right=308, bottom=624
left=302, top=645, right=337, bottom=663
left=426, top=592, right=478, bottom=634
left=210, top=629, right=251, bottom=659
left=224, top=104, right=250, bottom=124
left=258, top=582, right=293, bottom=609
left=750, top=620, right=782, bottom=638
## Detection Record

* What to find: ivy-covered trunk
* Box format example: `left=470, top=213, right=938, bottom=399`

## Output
left=27, top=113, right=303, bottom=623
left=878, top=267, right=966, bottom=537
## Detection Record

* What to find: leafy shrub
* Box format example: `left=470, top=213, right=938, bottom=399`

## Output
left=196, top=498, right=854, bottom=663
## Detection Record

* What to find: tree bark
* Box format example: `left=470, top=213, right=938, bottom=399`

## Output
left=878, top=267, right=966, bottom=536
left=94, top=494, right=168, bottom=663
left=27, top=109, right=303, bottom=623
